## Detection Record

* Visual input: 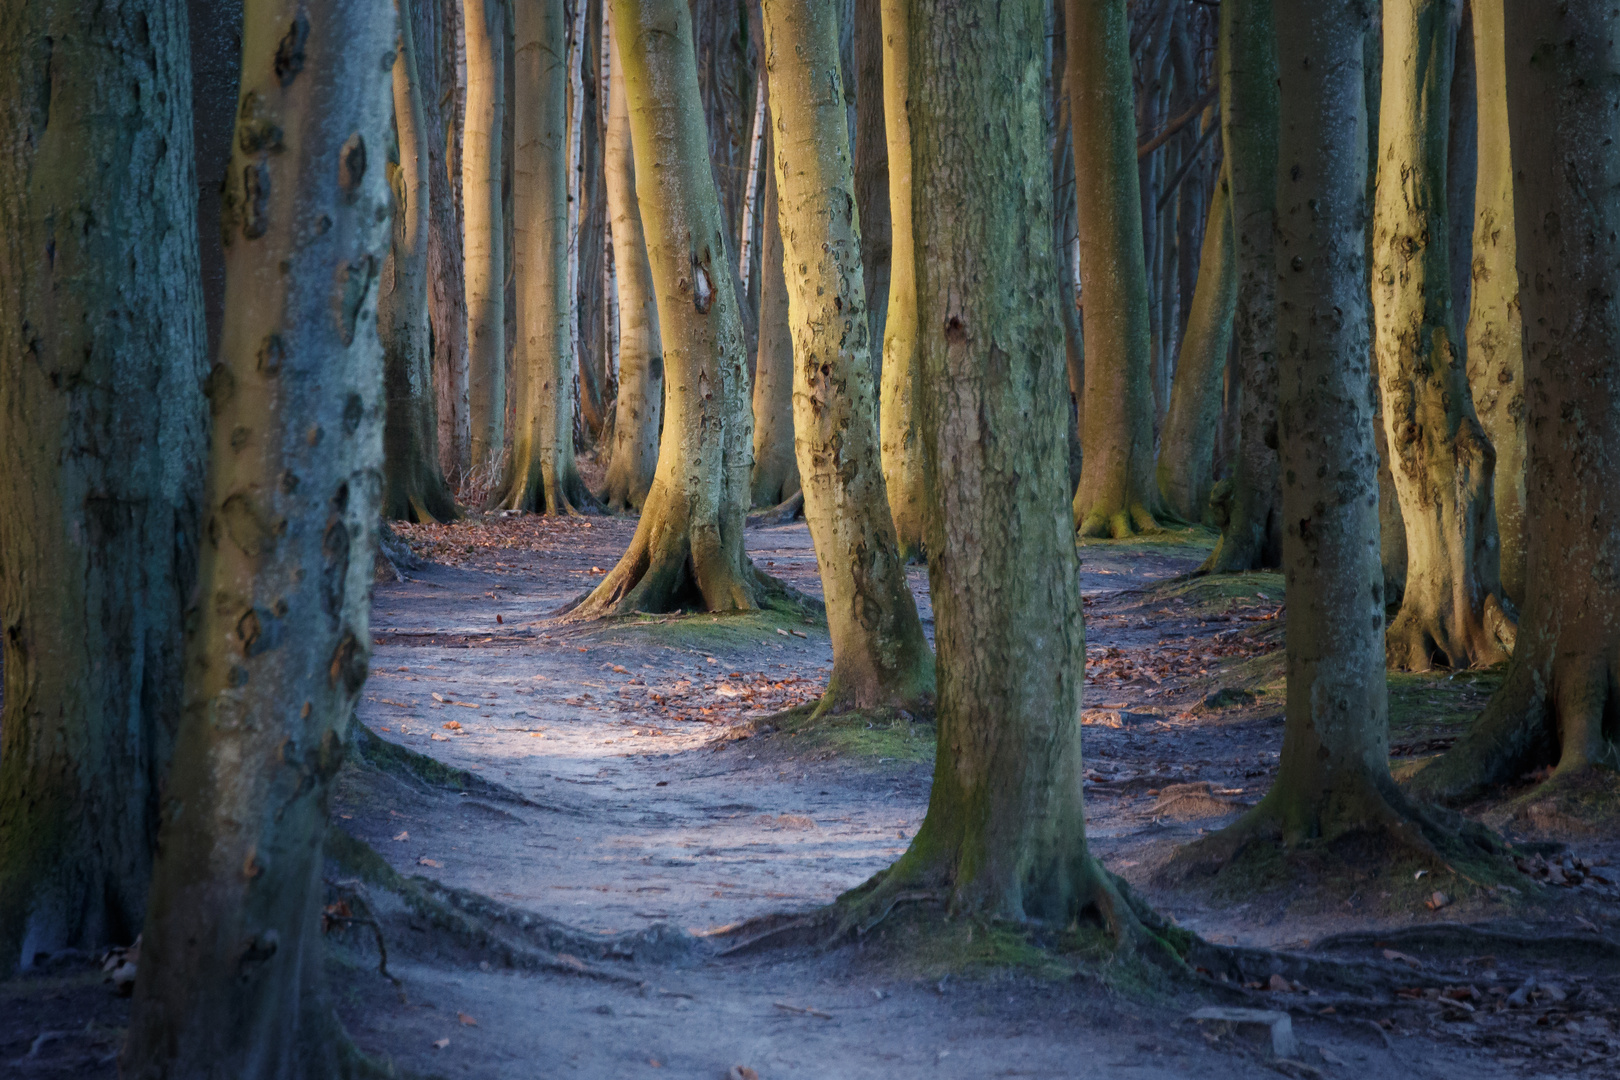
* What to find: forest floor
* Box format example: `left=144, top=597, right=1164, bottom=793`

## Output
left=7, top=512, right=1620, bottom=1079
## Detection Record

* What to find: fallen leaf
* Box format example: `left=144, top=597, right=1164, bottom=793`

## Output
left=432, top=1038, right=450, bottom=1050
left=1268, top=973, right=1293, bottom=992
left=647, top=1059, right=662, bottom=1068
left=432, top=692, right=447, bottom=702
left=773, top=1001, right=832, bottom=1019
left=458, top=1012, right=477, bottom=1027
left=1382, top=949, right=1422, bottom=969
left=728, top=1068, right=760, bottom=1080
left=419, top=857, right=443, bottom=868
left=443, top=720, right=463, bottom=731
left=430, top=733, right=451, bottom=741
left=393, top=831, right=409, bottom=841
left=555, top=953, right=588, bottom=971
left=453, top=701, right=481, bottom=710
left=1426, top=891, right=1452, bottom=911
left=496, top=614, right=503, bottom=624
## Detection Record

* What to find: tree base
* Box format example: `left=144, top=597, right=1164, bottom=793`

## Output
left=1384, top=592, right=1513, bottom=671
left=1076, top=500, right=1163, bottom=539
left=1480, top=767, right=1620, bottom=840
left=490, top=459, right=597, bottom=516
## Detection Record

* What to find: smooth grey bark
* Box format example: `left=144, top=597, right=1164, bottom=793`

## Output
left=465, top=0, right=508, bottom=471
left=750, top=137, right=801, bottom=509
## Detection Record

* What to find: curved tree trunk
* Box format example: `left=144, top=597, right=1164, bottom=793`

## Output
left=1410, top=0, right=1620, bottom=803
left=1373, top=0, right=1510, bottom=671
left=0, top=0, right=206, bottom=971
left=599, top=15, right=663, bottom=513
left=122, top=0, right=394, bottom=1071
left=570, top=0, right=777, bottom=617
left=497, top=0, right=591, bottom=513
left=1203, top=0, right=1281, bottom=570
left=760, top=0, right=933, bottom=716
left=1070, top=0, right=1163, bottom=538
left=749, top=144, right=801, bottom=509
left=1464, top=0, right=1525, bottom=609
left=464, top=0, right=508, bottom=471
left=877, top=0, right=925, bottom=559
left=383, top=0, right=460, bottom=523
left=1157, top=175, right=1237, bottom=523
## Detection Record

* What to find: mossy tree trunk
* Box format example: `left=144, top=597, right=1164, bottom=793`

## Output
left=759, top=0, right=933, bottom=716
left=749, top=114, right=802, bottom=509
left=497, top=0, right=591, bottom=513
left=1463, top=0, right=1525, bottom=609
left=0, top=0, right=206, bottom=972
left=1410, top=0, right=1620, bottom=802
left=383, top=0, right=460, bottom=524
left=1203, top=0, right=1282, bottom=570
left=1070, top=0, right=1163, bottom=538
left=1157, top=174, right=1237, bottom=523
left=599, top=14, right=664, bottom=513
left=570, top=0, right=776, bottom=617
left=464, top=0, right=507, bottom=470
left=877, top=0, right=925, bottom=559
left=1373, top=0, right=1510, bottom=671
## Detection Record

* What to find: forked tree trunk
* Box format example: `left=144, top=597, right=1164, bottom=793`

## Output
left=464, top=0, right=508, bottom=470
left=599, top=16, right=664, bottom=512
left=750, top=143, right=801, bottom=509
left=569, top=0, right=777, bottom=617
left=122, top=0, right=394, bottom=1072
left=1464, top=0, right=1525, bottom=608
left=760, top=0, right=933, bottom=715
left=383, top=0, right=459, bottom=523
left=1203, top=0, right=1281, bottom=570
left=1411, top=0, right=1620, bottom=803
left=1070, top=0, right=1163, bottom=538
left=1157, top=175, right=1236, bottom=524
left=0, top=0, right=206, bottom=971
left=1373, top=0, right=1510, bottom=671
left=497, top=0, right=591, bottom=513
left=877, top=0, right=925, bottom=559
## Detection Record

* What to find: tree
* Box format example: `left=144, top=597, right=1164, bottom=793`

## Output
left=599, top=13, right=665, bottom=513
left=464, top=0, right=507, bottom=471
left=1202, top=0, right=1282, bottom=570
left=0, top=0, right=207, bottom=970
left=382, top=0, right=459, bottom=523
left=1373, top=0, right=1510, bottom=671
left=853, top=0, right=889, bottom=385
left=1410, top=0, right=1620, bottom=805
left=1157, top=175, right=1237, bottom=523
left=1070, top=0, right=1164, bottom=538
left=569, top=0, right=779, bottom=616
left=749, top=147, right=802, bottom=509
left=122, top=0, right=395, bottom=1071
left=759, top=0, right=933, bottom=716
left=496, top=0, right=592, bottom=513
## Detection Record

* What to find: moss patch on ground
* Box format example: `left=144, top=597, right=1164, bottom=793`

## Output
left=571, top=606, right=829, bottom=655
left=748, top=703, right=936, bottom=763
left=1078, top=524, right=1220, bottom=559
left=1387, top=667, right=1503, bottom=750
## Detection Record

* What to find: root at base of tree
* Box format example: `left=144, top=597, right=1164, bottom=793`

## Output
left=1076, top=501, right=1163, bottom=540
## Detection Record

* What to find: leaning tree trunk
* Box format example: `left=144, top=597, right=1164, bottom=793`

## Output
left=844, top=0, right=1145, bottom=941
left=383, top=0, right=459, bottom=523
left=121, top=0, right=394, bottom=1072
left=599, top=14, right=664, bottom=512
left=1156, top=175, right=1237, bottom=523
left=749, top=141, right=801, bottom=509
left=464, top=0, right=508, bottom=472
left=1410, top=0, right=1620, bottom=804
left=853, top=0, right=889, bottom=387
left=877, top=0, right=926, bottom=559
left=1202, top=0, right=1282, bottom=570
left=1464, top=0, right=1525, bottom=609
left=1070, top=0, right=1163, bottom=538
left=0, top=0, right=206, bottom=972
left=569, top=0, right=779, bottom=617
left=1373, top=0, right=1510, bottom=671
left=760, top=0, right=933, bottom=716
left=496, top=0, right=591, bottom=513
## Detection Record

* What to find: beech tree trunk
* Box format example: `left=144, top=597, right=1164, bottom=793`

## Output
left=1157, top=175, right=1236, bottom=524
left=599, top=15, right=663, bottom=512
left=1411, top=0, right=1620, bottom=802
left=1070, top=0, right=1163, bottom=538
left=189, top=0, right=243, bottom=364
left=0, top=0, right=206, bottom=971
left=464, top=0, right=508, bottom=470
left=760, top=0, right=932, bottom=715
left=122, top=0, right=394, bottom=1072
left=383, top=0, right=460, bottom=523
left=853, top=0, right=888, bottom=387
left=1203, top=0, right=1281, bottom=570
left=749, top=145, right=802, bottom=508
left=433, top=0, right=473, bottom=481
left=1373, top=0, right=1510, bottom=671
left=497, top=0, right=591, bottom=512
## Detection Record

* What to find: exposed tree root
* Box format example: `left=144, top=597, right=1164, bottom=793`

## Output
left=346, top=723, right=580, bottom=813
left=1200, top=511, right=1281, bottom=574
left=1076, top=500, right=1163, bottom=540
left=490, top=456, right=597, bottom=516
left=744, top=489, right=805, bottom=527
left=1385, top=591, right=1513, bottom=671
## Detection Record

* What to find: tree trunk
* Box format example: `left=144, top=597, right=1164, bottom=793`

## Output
left=435, top=0, right=474, bottom=480
left=876, top=0, right=925, bottom=559
left=1464, top=0, right=1525, bottom=609
left=760, top=0, right=932, bottom=716
left=497, top=0, right=591, bottom=512
left=189, top=0, right=244, bottom=366
left=1070, top=0, right=1163, bottom=538
left=465, top=0, right=508, bottom=471
left=384, top=0, right=460, bottom=523
left=1202, top=0, right=1281, bottom=570
left=599, top=14, right=664, bottom=512
left=1156, top=175, right=1236, bottom=524
left=1410, top=0, right=1620, bottom=803
left=1447, top=2, right=1477, bottom=347
left=749, top=142, right=801, bottom=509
left=121, top=0, right=394, bottom=1071
left=853, top=0, right=888, bottom=389
left=570, top=0, right=777, bottom=616
left=0, top=0, right=206, bottom=971
left=1373, top=0, right=1510, bottom=671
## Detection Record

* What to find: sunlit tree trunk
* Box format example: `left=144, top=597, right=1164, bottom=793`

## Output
left=464, top=0, right=507, bottom=469
left=749, top=144, right=802, bottom=508
left=0, top=0, right=206, bottom=972
left=760, top=0, right=932, bottom=715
